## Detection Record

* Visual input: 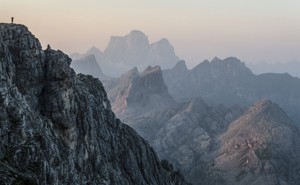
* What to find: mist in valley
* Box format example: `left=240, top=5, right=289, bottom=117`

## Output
left=1, top=1, right=300, bottom=185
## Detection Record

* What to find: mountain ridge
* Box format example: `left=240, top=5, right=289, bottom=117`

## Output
left=0, top=23, right=190, bottom=185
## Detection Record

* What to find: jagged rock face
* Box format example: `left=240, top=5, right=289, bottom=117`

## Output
left=215, top=100, right=300, bottom=185
left=123, top=98, right=244, bottom=185
left=163, top=57, right=300, bottom=123
left=103, top=66, right=175, bottom=116
left=0, top=23, right=190, bottom=185
left=122, top=99, right=300, bottom=185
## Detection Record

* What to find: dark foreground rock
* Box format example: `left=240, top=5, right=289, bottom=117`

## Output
left=0, top=23, right=190, bottom=185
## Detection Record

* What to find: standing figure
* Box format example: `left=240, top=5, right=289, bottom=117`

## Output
left=11, top=17, right=14, bottom=24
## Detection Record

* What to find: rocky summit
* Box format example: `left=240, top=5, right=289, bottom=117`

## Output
left=0, top=23, right=190, bottom=185
left=215, top=100, right=300, bottom=185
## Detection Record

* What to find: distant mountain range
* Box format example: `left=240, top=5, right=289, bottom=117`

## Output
left=68, top=30, right=300, bottom=185
left=71, top=30, right=179, bottom=77
left=247, top=60, right=300, bottom=78
left=101, top=59, right=300, bottom=184
left=163, top=57, right=300, bottom=123
left=132, top=99, right=300, bottom=185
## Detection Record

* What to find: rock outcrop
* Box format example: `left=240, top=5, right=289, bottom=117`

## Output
left=215, top=100, right=300, bottom=185
left=0, top=23, right=190, bottom=185
left=102, top=65, right=175, bottom=116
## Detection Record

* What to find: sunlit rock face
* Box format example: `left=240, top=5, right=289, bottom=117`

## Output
left=122, top=98, right=300, bottom=185
left=215, top=100, right=300, bottom=185
left=0, top=23, right=190, bottom=185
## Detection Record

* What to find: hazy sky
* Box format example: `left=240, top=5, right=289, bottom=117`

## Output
left=1, top=0, right=300, bottom=66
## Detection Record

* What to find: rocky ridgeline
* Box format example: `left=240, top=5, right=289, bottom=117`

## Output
left=163, top=57, right=300, bottom=123
left=0, top=23, right=190, bottom=185
left=72, top=30, right=180, bottom=77
left=103, top=66, right=175, bottom=116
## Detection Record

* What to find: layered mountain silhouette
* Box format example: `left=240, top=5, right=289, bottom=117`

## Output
left=247, top=60, right=300, bottom=78
left=71, top=54, right=108, bottom=80
left=163, top=57, right=300, bottom=123
left=71, top=30, right=179, bottom=77
left=214, top=100, right=300, bottom=185
left=100, top=58, right=300, bottom=184
left=102, top=65, right=175, bottom=116
left=121, top=98, right=300, bottom=185
left=0, top=23, right=190, bottom=185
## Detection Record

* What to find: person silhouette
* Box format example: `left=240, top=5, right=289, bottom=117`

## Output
left=11, top=17, right=14, bottom=24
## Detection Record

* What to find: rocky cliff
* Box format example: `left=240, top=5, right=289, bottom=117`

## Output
left=102, top=66, right=175, bottom=116
left=0, top=23, right=190, bottom=185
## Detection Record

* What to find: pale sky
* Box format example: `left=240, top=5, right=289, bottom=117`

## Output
left=1, top=0, right=300, bottom=67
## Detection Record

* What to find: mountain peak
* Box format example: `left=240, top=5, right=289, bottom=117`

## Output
left=87, top=46, right=103, bottom=54
left=142, top=65, right=161, bottom=76
left=173, top=60, right=188, bottom=70
left=0, top=23, right=42, bottom=50
left=128, top=30, right=146, bottom=37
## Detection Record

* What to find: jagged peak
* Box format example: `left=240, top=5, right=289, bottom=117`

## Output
left=119, top=67, right=140, bottom=82
left=0, top=23, right=42, bottom=50
left=233, top=99, right=294, bottom=129
left=87, top=46, right=103, bottom=54
left=247, top=99, right=282, bottom=115
left=192, top=57, right=253, bottom=76
left=142, top=65, right=161, bottom=76
left=211, top=56, right=243, bottom=65
left=128, top=30, right=147, bottom=37
left=74, top=54, right=96, bottom=62
left=173, top=60, right=188, bottom=70
left=156, top=38, right=170, bottom=45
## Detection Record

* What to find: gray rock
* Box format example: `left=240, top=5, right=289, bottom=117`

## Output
left=215, top=100, right=300, bottom=185
left=0, top=23, right=190, bottom=185
left=163, top=57, right=300, bottom=124
left=103, top=65, right=175, bottom=116
left=122, top=98, right=244, bottom=185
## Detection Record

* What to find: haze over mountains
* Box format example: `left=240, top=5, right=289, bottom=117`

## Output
left=70, top=30, right=300, bottom=184
left=71, top=30, right=179, bottom=77
left=101, top=63, right=300, bottom=184
left=247, top=60, right=300, bottom=78
left=2, top=22, right=300, bottom=185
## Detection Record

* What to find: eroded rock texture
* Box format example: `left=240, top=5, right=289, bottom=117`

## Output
left=0, top=23, right=190, bottom=185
